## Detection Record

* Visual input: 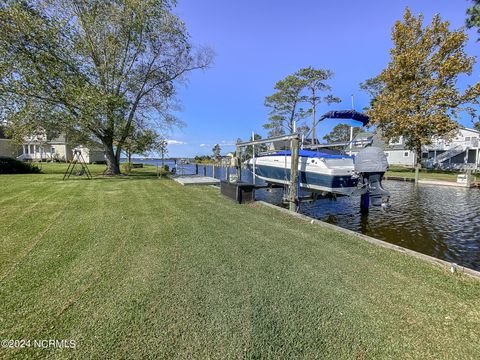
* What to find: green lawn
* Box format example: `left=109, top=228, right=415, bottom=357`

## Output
left=1, top=164, right=479, bottom=359
left=386, top=165, right=480, bottom=182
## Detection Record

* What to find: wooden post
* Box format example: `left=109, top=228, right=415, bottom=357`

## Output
left=252, top=131, right=256, bottom=185
left=476, top=148, right=479, bottom=172
left=360, top=192, right=370, bottom=214
left=236, top=147, right=242, bottom=182
left=212, top=164, right=216, bottom=178
left=349, top=126, right=353, bottom=156
left=414, top=163, right=420, bottom=185
left=466, top=169, right=472, bottom=187
left=203, top=165, right=207, bottom=176
left=289, top=136, right=299, bottom=212
left=226, top=166, right=230, bottom=182
left=195, top=163, right=199, bottom=175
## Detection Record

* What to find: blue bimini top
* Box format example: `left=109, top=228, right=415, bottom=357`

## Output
left=265, top=150, right=353, bottom=159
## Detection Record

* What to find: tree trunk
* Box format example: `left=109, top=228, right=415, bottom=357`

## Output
left=414, top=143, right=422, bottom=185
left=103, top=139, right=121, bottom=175
left=127, top=150, right=132, bottom=175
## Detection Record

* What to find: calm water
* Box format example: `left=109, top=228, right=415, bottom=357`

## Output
left=130, top=159, right=480, bottom=271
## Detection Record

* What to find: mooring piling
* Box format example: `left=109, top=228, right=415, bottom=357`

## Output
left=289, top=135, right=299, bottom=212
left=235, top=147, right=242, bottom=181
left=360, top=192, right=370, bottom=214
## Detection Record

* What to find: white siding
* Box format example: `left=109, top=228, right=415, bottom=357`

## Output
left=75, top=146, right=104, bottom=163
left=385, top=150, right=416, bottom=166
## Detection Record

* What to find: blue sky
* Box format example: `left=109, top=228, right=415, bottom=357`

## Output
left=162, top=0, right=479, bottom=157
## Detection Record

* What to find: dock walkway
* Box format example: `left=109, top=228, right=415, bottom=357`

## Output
left=173, top=175, right=220, bottom=186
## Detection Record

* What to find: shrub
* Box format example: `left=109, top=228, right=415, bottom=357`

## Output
left=162, top=164, right=169, bottom=172
left=0, top=157, right=41, bottom=174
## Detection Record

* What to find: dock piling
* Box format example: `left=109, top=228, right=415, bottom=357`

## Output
left=360, top=192, right=370, bottom=214
left=235, top=148, right=242, bottom=181
left=289, top=136, right=299, bottom=212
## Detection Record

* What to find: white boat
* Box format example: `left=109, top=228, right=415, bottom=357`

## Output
left=246, top=150, right=358, bottom=196
left=244, top=110, right=390, bottom=208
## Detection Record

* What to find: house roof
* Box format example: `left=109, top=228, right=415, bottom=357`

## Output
left=350, top=131, right=384, bottom=151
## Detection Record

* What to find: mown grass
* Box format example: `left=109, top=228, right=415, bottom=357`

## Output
left=386, top=165, right=480, bottom=182
left=1, top=164, right=479, bottom=359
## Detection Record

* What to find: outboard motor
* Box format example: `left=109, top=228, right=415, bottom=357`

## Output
left=354, top=147, right=390, bottom=210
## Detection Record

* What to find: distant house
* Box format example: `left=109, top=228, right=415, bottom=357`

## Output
left=350, top=132, right=416, bottom=167
left=422, top=127, right=480, bottom=170
left=0, top=127, right=22, bottom=158
left=17, top=131, right=104, bottom=163
left=220, top=152, right=235, bottom=166
left=350, top=128, right=480, bottom=170
left=18, top=133, right=73, bottom=162
left=74, top=145, right=105, bottom=164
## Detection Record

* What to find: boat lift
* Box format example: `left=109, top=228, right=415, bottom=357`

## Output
left=234, top=132, right=302, bottom=212
left=233, top=111, right=371, bottom=212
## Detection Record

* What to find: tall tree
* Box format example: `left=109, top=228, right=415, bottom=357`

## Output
left=263, top=75, right=307, bottom=134
left=212, top=143, right=221, bottom=162
left=359, top=76, right=384, bottom=109
left=263, top=117, right=285, bottom=137
left=123, top=127, right=157, bottom=165
left=362, top=8, right=480, bottom=174
left=466, top=0, right=480, bottom=40
left=296, top=67, right=341, bottom=144
left=244, top=133, right=267, bottom=159
left=155, top=138, right=168, bottom=167
left=0, top=0, right=212, bottom=174
left=323, top=124, right=361, bottom=144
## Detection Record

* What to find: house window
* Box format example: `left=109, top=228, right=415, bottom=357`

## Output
left=404, top=151, right=409, bottom=157
left=51, top=147, right=55, bottom=153
left=385, top=152, right=389, bottom=157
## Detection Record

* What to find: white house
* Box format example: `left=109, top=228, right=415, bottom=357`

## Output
left=350, top=128, right=480, bottom=170
left=18, top=133, right=73, bottom=162
left=74, top=145, right=105, bottom=164
left=350, top=132, right=416, bottom=167
left=17, top=131, right=105, bottom=163
left=384, top=136, right=416, bottom=166
left=0, top=128, right=21, bottom=158
left=422, top=127, right=480, bottom=170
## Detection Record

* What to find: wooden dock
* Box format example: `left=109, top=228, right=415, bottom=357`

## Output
left=173, top=175, right=220, bottom=186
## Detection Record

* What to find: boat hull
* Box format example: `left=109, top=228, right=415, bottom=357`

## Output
left=246, top=154, right=358, bottom=196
